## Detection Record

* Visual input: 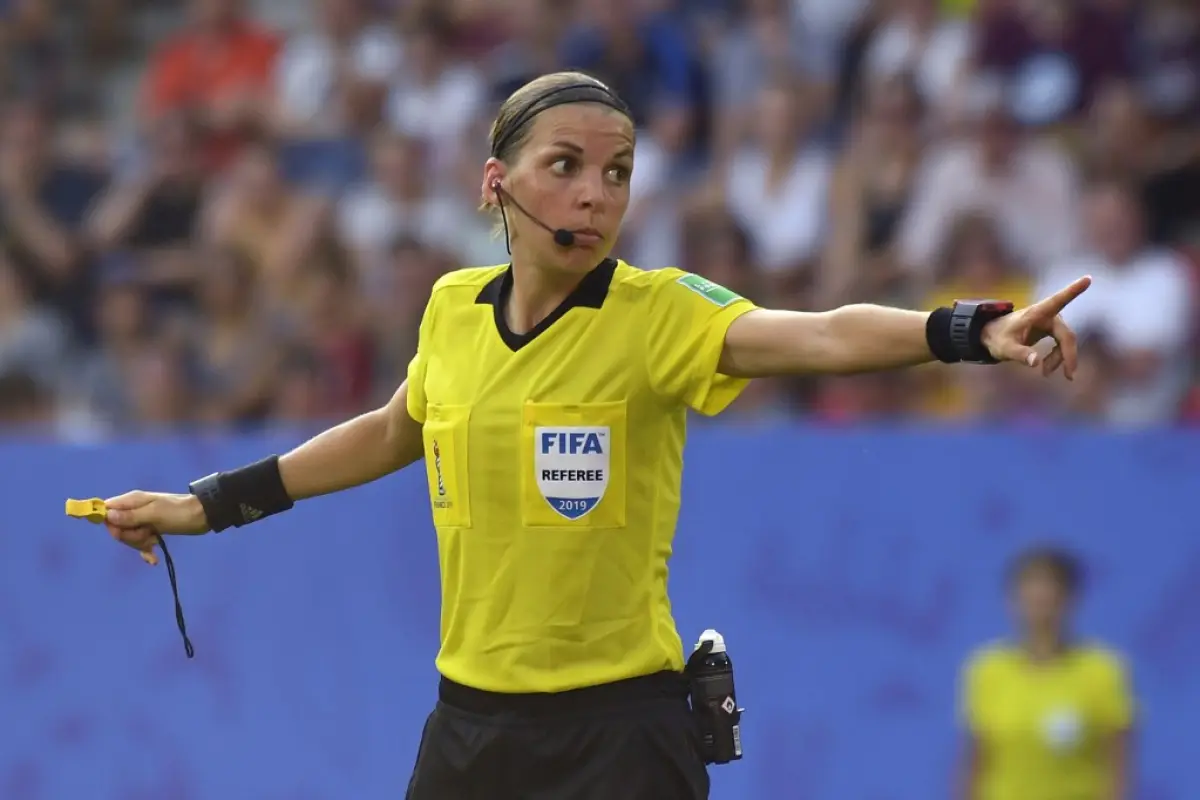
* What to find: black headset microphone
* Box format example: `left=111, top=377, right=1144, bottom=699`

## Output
left=491, top=181, right=576, bottom=248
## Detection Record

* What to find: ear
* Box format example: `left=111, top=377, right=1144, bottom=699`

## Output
left=482, top=157, right=506, bottom=206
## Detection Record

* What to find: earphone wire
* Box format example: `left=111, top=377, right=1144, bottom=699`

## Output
left=494, top=186, right=514, bottom=256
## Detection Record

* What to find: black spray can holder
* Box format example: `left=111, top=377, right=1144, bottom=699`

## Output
left=686, top=629, right=744, bottom=764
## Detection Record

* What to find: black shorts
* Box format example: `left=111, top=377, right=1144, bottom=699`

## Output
left=405, top=671, right=710, bottom=800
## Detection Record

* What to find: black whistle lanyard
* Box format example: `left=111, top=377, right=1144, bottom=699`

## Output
left=155, top=534, right=195, bottom=658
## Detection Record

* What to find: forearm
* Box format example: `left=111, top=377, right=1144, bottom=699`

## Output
left=720, top=305, right=935, bottom=377
left=819, top=305, right=935, bottom=371
left=280, top=405, right=422, bottom=501
left=173, top=384, right=423, bottom=534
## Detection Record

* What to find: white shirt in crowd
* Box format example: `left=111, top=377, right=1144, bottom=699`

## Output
left=864, top=15, right=972, bottom=111
left=274, top=25, right=402, bottom=130
left=898, top=139, right=1080, bottom=274
left=792, top=0, right=872, bottom=51
left=385, top=66, right=484, bottom=177
left=725, top=147, right=832, bottom=274
left=337, top=183, right=461, bottom=283
left=1038, top=248, right=1195, bottom=426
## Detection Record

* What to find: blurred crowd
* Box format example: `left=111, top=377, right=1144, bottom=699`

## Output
left=0, top=0, right=1197, bottom=436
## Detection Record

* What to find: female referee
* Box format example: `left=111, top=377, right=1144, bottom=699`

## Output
left=99, top=72, right=1093, bottom=800
left=959, top=547, right=1134, bottom=800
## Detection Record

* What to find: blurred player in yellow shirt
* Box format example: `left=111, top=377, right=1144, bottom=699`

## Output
left=959, top=548, right=1134, bottom=800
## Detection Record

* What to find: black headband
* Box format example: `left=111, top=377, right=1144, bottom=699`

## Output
left=490, top=82, right=633, bottom=158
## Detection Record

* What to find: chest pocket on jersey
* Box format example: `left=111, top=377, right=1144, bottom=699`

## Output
left=422, top=403, right=472, bottom=528
left=521, top=401, right=627, bottom=528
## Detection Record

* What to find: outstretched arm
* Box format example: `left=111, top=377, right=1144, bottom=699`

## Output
left=719, top=277, right=1091, bottom=379
left=104, top=382, right=424, bottom=555
left=720, top=305, right=936, bottom=376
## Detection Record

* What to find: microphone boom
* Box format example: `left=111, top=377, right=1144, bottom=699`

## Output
left=495, top=185, right=577, bottom=248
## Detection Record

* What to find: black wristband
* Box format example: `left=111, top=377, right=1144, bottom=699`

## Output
left=925, top=307, right=961, bottom=364
left=926, top=300, right=1014, bottom=365
left=188, top=455, right=294, bottom=533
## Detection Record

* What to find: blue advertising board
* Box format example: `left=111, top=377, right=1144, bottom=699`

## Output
left=1, top=427, right=1197, bottom=799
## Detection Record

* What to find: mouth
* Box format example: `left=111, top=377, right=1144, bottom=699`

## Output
left=573, top=228, right=603, bottom=243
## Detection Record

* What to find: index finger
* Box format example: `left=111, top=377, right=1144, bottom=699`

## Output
left=1031, top=275, right=1092, bottom=316
left=103, top=490, right=149, bottom=510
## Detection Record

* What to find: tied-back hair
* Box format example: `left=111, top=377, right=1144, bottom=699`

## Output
left=488, top=71, right=630, bottom=162
left=479, top=72, right=634, bottom=231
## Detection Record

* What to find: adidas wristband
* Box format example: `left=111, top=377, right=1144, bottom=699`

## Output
left=188, top=455, right=294, bottom=533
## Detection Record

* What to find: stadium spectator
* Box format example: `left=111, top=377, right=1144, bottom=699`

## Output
left=270, top=344, right=328, bottom=422
left=709, top=0, right=827, bottom=165
left=185, top=247, right=281, bottom=427
left=383, top=10, right=484, bottom=178
left=0, top=366, right=52, bottom=427
left=1038, top=178, right=1195, bottom=426
left=485, top=0, right=569, bottom=102
left=896, top=74, right=1080, bottom=278
left=141, top=0, right=281, bottom=169
left=293, top=253, right=374, bottom=417
left=724, top=71, right=830, bottom=304
left=0, top=246, right=68, bottom=393
left=202, top=139, right=337, bottom=306
left=67, top=261, right=157, bottom=432
left=0, top=0, right=63, bottom=109
left=272, top=0, right=400, bottom=140
left=0, top=0, right=1195, bottom=432
left=1082, top=81, right=1200, bottom=248
left=559, top=0, right=704, bottom=138
left=336, top=130, right=459, bottom=284
left=86, top=111, right=206, bottom=309
left=1132, top=0, right=1200, bottom=123
left=974, top=0, right=1133, bottom=127
left=862, top=0, right=971, bottom=117
left=0, top=100, right=107, bottom=335
left=367, top=235, right=446, bottom=404
left=821, top=73, right=924, bottom=307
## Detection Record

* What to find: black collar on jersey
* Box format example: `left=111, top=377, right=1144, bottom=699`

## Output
left=490, top=83, right=632, bottom=158
left=477, top=258, right=617, bottom=352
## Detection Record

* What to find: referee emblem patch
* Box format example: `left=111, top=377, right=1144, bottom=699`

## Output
left=676, top=273, right=741, bottom=307
left=535, top=426, right=610, bottom=520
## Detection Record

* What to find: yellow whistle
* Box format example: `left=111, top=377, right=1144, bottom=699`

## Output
left=65, top=498, right=108, bottom=524
left=65, top=497, right=157, bottom=565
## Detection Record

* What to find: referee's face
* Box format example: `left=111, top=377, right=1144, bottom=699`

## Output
left=507, top=103, right=634, bottom=273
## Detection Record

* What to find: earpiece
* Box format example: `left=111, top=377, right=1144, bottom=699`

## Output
left=491, top=179, right=577, bottom=249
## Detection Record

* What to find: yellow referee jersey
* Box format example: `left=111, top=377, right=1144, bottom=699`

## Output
left=405, top=258, right=757, bottom=693
left=962, top=642, right=1134, bottom=800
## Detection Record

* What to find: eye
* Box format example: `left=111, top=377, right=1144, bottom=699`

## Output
left=549, top=157, right=576, bottom=176
left=606, top=165, right=631, bottom=184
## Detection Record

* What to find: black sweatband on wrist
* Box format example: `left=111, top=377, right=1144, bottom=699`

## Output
left=188, top=455, right=294, bottom=533
left=926, top=307, right=961, bottom=364
left=927, top=300, right=1014, bottom=365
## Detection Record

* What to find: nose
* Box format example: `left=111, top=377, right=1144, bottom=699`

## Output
left=574, top=169, right=606, bottom=211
